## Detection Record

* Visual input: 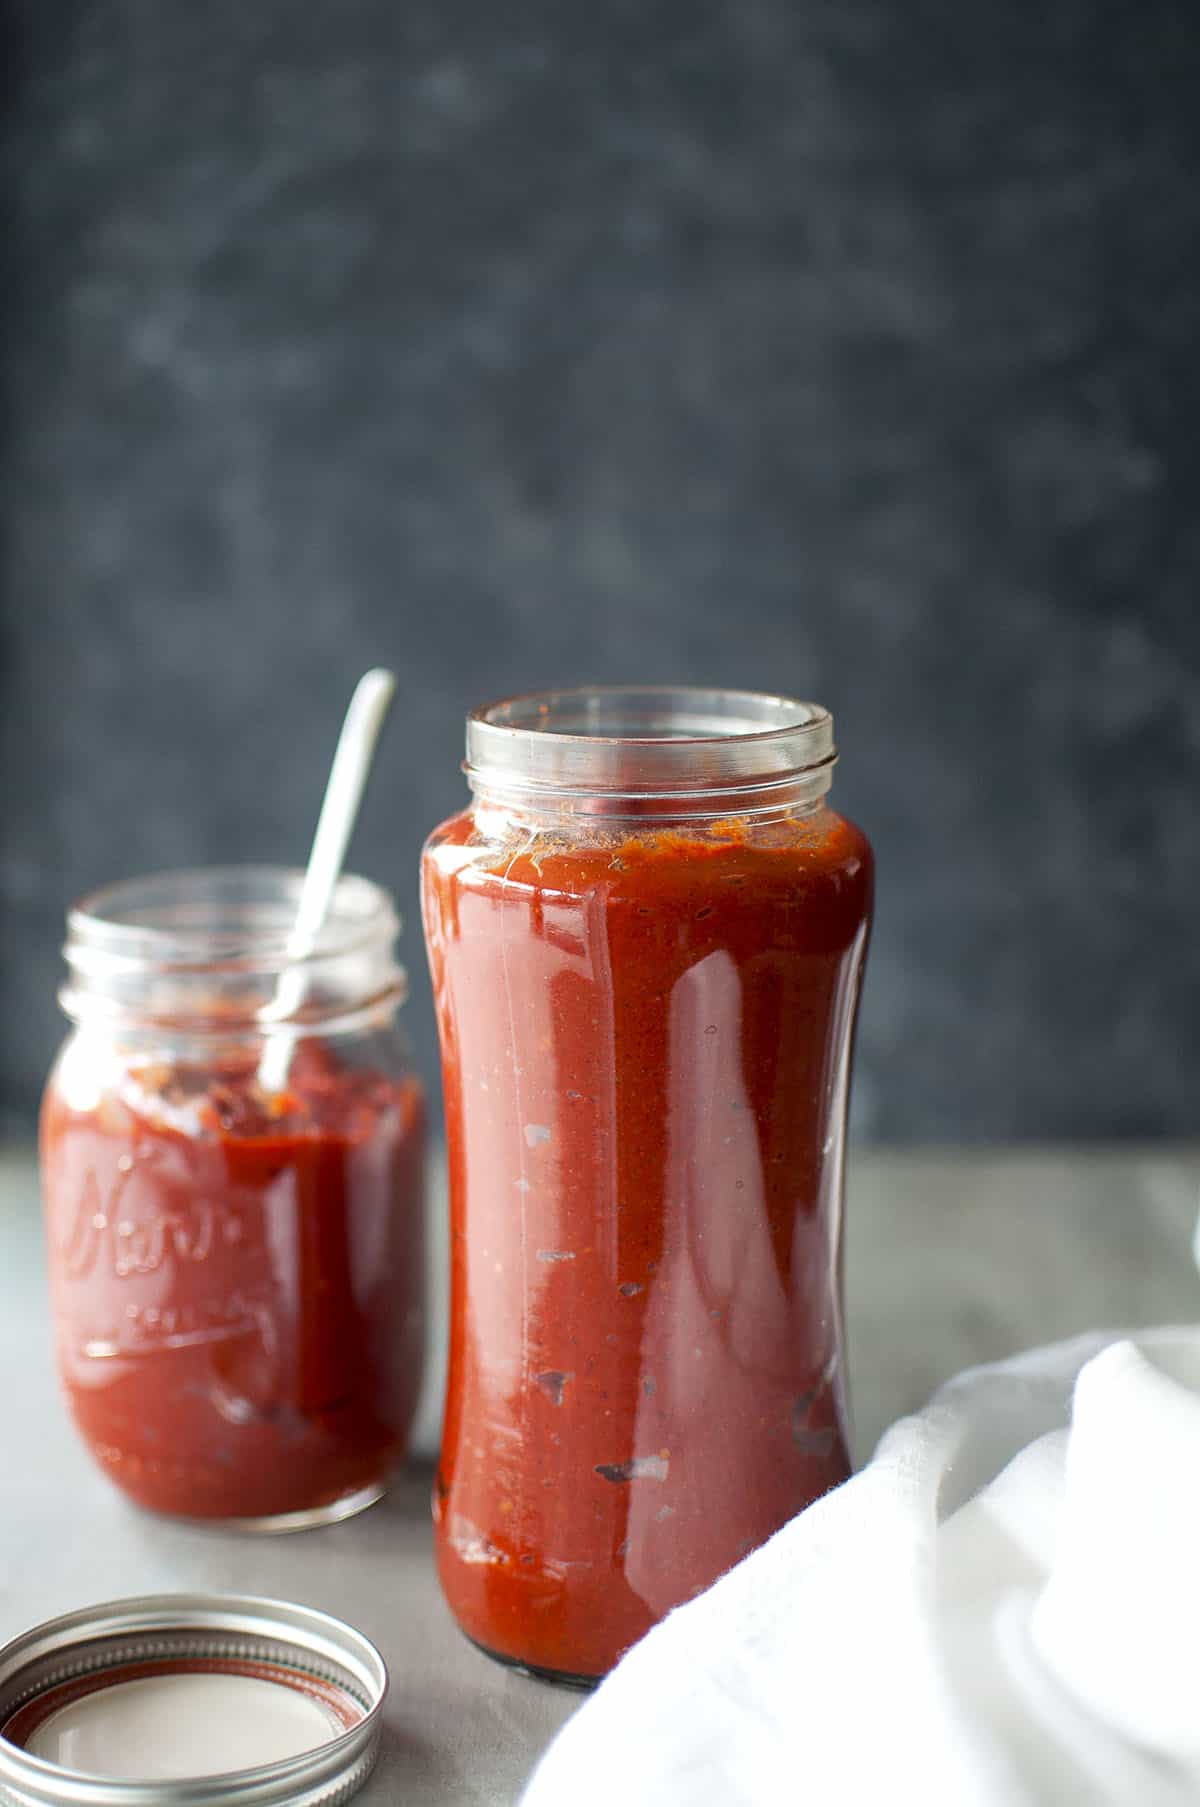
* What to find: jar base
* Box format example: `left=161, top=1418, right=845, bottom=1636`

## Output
left=466, top=1634, right=601, bottom=1692
left=137, top=1480, right=388, bottom=1535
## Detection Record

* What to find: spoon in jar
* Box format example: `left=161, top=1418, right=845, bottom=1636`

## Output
left=256, top=667, right=397, bottom=1098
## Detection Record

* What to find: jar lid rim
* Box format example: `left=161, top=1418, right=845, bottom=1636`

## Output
left=0, top=1592, right=386, bottom=1807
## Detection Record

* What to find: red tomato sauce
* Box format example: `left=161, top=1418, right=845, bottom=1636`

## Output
left=40, top=1041, right=425, bottom=1522
left=422, top=808, right=872, bottom=1680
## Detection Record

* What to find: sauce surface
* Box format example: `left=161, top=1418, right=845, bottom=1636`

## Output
left=40, top=1040, right=425, bottom=1521
left=422, top=806, right=872, bottom=1678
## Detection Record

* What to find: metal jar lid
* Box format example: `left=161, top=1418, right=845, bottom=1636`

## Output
left=0, top=1594, right=387, bottom=1807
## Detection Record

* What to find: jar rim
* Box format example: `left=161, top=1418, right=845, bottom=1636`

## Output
left=66, top=866, right=399, bottom=972
left=465, top=686, right=836, bottom=802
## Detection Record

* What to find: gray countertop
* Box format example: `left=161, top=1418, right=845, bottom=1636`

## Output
left=2, top=1145, right=1198, bottom=1804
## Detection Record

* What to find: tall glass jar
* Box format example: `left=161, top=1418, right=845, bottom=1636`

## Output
left=421, top=688, right=873, bottom=1682
left=40, top=868, right=426, bottom=1531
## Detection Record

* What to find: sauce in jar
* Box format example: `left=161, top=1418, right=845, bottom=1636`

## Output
left=40, top=869, right=426, bottom=1529
left=422, top=689, right=872, bottom=1680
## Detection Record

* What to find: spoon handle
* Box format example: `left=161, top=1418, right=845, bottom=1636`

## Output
left=257, top=668, right=397, bottom=1095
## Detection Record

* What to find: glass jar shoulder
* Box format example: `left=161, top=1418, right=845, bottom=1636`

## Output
left=41, top=1024, right=425, bottom=1152
left=421, top=804, right=871, bottom=905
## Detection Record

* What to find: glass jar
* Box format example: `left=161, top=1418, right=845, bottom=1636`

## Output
left=39, top=868, right=426, bottom=1531
left=421, top=687, right=873, bottom=1682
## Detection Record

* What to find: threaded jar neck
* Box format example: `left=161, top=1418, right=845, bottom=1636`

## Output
left=61, top=866, right=407, bottom=1040
left=464, top=687, right=837, bottom=819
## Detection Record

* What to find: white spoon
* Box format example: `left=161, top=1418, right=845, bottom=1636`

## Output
left=256, top=668, right=397, bottom=1097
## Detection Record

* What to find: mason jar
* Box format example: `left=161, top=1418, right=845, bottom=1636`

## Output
left=40, top=867, right=426, bottom=1531
left=421, top=687, right=873, bottom=1682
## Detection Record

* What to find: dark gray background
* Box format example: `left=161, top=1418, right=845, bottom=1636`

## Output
left=3, top=0, right=1198, bottom=1141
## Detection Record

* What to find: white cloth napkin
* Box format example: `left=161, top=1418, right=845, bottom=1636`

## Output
left=521, top=1326, right=1200, bottom=1806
